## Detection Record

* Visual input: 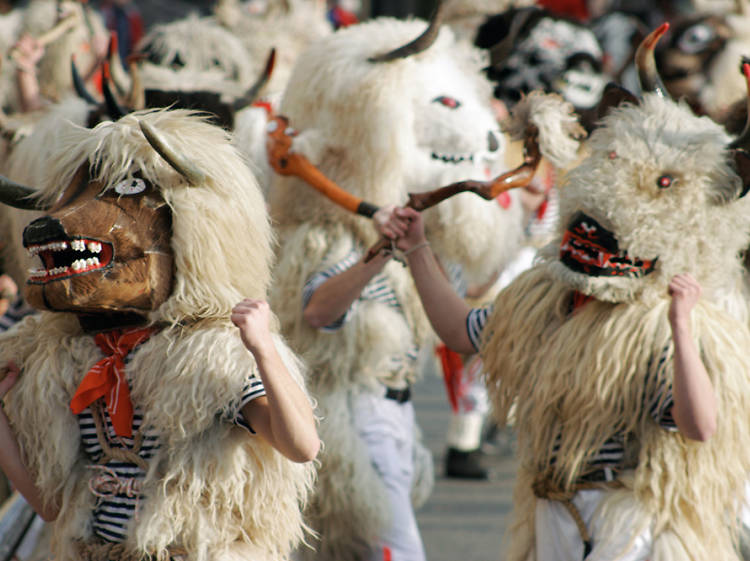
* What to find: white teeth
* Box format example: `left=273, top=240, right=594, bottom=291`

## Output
left=28, top=241, right=68, bottom=255
left=71, top=240, right=86, bottom=251
left=87, top=242, right=102, bottom=253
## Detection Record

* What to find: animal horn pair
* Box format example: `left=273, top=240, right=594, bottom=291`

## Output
left=71, top=54, right=129, bottom=120
left=369, top=0, right=444, bottom=63
left=139, top=121, right=207, bottom=186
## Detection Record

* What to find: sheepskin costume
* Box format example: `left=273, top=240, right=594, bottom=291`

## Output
left=135, top=14, right=255, bottom=99
left=268, top=14, right=525, bottom=560
left=19, top=0, right=107, bottom=105
left=213, top=0, right=332, bottom=97
left=482, top=90, right=750, bottom=560
left=0, top=109, right=315, bottom=561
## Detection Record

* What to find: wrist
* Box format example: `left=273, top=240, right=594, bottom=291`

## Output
left=404, top=240, right=430, bottom=259
left=669, top=316, right=691, bottom=337
left=247, top=334, right=277, bottom=360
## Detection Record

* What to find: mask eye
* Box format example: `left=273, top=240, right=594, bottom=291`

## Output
left=657, top=174, right=674, bottom=189
left=677, top=22, right=716, bottom=55
left=433, top=96, right=461, bottom=109
left=114, top=177, right=147, bottom=195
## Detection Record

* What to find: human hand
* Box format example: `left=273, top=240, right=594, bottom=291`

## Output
left=12, top=34, right=44, bottom=72
left=0, top=275, right=18, bottom=301
left=373, top=205, right=425, bottom=252
left=0, top=362, right=20, bottom=399
left=668, top=273, right=701, bottom=330
left=231, top=298, right=275, bottom=356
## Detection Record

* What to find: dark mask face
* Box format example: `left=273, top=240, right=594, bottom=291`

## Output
left=22, top=165, right=174, bottom=315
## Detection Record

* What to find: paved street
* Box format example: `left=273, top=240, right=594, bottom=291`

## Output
left=412, top=362, right=518, bottom=561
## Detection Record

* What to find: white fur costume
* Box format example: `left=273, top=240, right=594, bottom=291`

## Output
left=269, top=14, right=523, bottom=560
left=0, top=110, right=315, bottom=561
left=482, top=92, right=750, bottom=560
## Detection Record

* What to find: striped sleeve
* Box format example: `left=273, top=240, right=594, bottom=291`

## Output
left=301, top=249, right=361, bottom=332
left=0, top=298, right=34, bottom=331
left=466, top=305, right=493, bottom=352
left=646, top=344, right=677, bottom=431
left=228, top=377, right=267, bottom=434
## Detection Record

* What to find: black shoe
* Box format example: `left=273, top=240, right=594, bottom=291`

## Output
left=444, top=447, right=488, bottom=480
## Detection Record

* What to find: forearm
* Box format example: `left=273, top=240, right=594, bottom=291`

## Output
left=243, top=342, right=319, bottom=463
left=16, top=68, right=42, bottom=112
left=0, top=407, right=58, bottom=521
left=303, top=251, right=390, bottom=328
left=405, top=245, right=474, bottom=354
left=670, top=321, right=717, bottom=441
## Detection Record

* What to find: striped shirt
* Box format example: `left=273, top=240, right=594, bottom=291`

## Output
left=302, top=248, right=419, bottom=373
left=79, top=376, right=265, bottom=543
left=0, top=297, right=35, bottom=332
left=466, top=304, right=677, bottom=473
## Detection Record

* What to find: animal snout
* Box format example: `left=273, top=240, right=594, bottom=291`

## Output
left=23, top=216, right=67, bottom=247
left=488, top=131, right=500, bottom=153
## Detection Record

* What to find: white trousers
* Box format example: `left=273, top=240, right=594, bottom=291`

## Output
left=353, top=391, right=426, bottom=561
left=535, top=488, right=652, bottom=561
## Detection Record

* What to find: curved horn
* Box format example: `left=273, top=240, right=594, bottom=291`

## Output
left=369, top=1, right=445, bottom=63
left=125, top=53, right=145, bottom=110
left=0, top=175, right=45, bottom=210
left=635, top=23, right=670, bottom=98
left=107, top=32, right=132, bottom=97
left=731, top=62, right=750, bottom=150
left=71, top=57, right=99, bottom=105
left=102, top=62, right=127, bottom=120
left=233, top=48, right=276, bottom=111
left=139, top=120, right=207, bottom=186
left=488, top=8, right=535, bottom=69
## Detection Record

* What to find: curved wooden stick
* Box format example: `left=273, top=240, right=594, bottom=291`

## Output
left=8, top=13, right=80, bottom=62
left=364, top=125, right=541, bottom=261
left=266, top=115, right=379, bottom=217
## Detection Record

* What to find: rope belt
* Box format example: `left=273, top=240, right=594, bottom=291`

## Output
left=532, top=470, right=623, bottom=559
left=74, top=537, right=187, bottom=561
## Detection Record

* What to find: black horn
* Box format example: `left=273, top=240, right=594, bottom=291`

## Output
left=0, top=175, right=45, bottom=211
left=233, top=48, right=276, bottom=111
left=488, top=8, right=536, bottom=69
left=71, top=57, right=99, bottom=106
left=369, top=1, right=445, bottom=63
left=730, top=62, right=750, bottom=198
left=730, top=60, right=750, bottom=151
left=635, top=23, right=670, bottom=98
left=102, top=62, right=127, bottom=120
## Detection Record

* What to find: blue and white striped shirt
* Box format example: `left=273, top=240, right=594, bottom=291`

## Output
left=302, top=248, right=420, bottom=372
left=466, top=304, right=677, bottom=472
left=79, top=376, right=265, bottom=543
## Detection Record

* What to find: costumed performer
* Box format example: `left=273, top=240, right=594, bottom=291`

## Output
left=0, top=108, right=318, bottom=561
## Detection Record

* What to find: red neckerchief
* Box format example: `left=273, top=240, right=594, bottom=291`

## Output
left=571, top=290, right=593, bottom=314
left=70, top=327, right=157, bottom=438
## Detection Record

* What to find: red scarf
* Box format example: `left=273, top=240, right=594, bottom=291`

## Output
left=70, top=327, right=157, bottom=438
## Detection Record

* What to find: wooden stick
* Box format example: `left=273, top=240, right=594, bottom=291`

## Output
left=266, top=115, right=380, bottom=217
left=364, top=125, right=541, bottom=261
left=8, top=13, right=80, bottom=63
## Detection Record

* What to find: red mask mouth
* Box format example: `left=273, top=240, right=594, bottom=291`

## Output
left=559, top=212, right=657, bottom=278
left=25, top=237, right=114, bottom=284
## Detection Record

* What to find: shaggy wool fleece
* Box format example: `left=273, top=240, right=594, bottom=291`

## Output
left=481, top=92, right=750, bottom=560
left=0, top=109, right=316, bottom=561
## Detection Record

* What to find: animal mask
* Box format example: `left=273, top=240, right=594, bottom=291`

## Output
left=22, top=165, right=174, bottom=317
